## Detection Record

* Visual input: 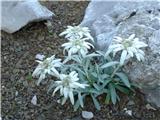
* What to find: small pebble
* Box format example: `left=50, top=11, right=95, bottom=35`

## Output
left=15, top=91, right=18, bottom=96
left=82, top=111, right=94, bottom=119
left=31, top=95, right=37, bottom=105
left=57, top=99, right=61, bottom=103
left=125, top=110, right=132, bottom=116
left=35, top=54, right=45, bottom=60
left=146, top=103, right=156, bottom=110
left=124, top=108, right=132, bottom=116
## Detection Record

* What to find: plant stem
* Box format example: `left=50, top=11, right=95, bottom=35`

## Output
left=111, top=65, right=121, bottom=78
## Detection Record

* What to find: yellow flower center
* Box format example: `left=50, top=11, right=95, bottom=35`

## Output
left=63, top=76, right=71, bottom=86
left=43, top=60, right=50, bottom=68
left=123, top=40, right=133, bottom=49
left=73, top=39, right=84, bottom=47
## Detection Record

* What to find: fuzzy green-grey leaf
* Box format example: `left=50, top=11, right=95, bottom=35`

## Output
left=115, top=85, right=130, bottom=94
left=109, top=83, right=117, bottom=104
left=74, top=99, right=80, bottom=111
left=101, top=61, right=119, bottom=69
left=78, top=92, right=84, bottom=108
left=91, top=94, right=101, bottom=110
left=115, top=72, right=130, bottom=88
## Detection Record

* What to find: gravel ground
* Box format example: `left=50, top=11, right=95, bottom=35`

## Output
left=1, top=1, right=160, bottom=120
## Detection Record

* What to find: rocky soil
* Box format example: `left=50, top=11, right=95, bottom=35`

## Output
left=1, top=1, right=160, bottom=120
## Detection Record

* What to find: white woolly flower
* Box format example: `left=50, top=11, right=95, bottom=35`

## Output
left=52, top=71, right=88, bottom=105
left=62, top=36, right=94, bottom=57
left=59, top=26, right=93, bottom=41
left=32, top=55, right=62, bottom=85
left=106, top=34, right=148, bottom=65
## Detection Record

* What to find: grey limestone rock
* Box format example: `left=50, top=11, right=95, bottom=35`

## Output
left=1, top=0, right=54, bottom=33
left=80, top=0, right=160, bottom=107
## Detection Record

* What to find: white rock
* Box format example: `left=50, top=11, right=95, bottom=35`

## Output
left=57, top=99, right=61, bottom=103
left=125, top=110, right=132, bottom=116
left=15, top=91, right=19, bottom=96
left=1, top=0, right=54, bottom=33
left=146, top=103, right=157, bottom=110
left=82, top=111, right=94, bottom=119
left=35, top=54, right=45, bottom=60
left=124, top=108, right=132, bottom=116
left=31, top=95, right=37, bottom=105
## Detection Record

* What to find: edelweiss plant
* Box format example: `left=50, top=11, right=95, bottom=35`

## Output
left=52, top=71, right=88, bottom=105
left=62, top=36, right=94, bottom=57
left=59, top=25, right=93, bottom=41
left=105, top=34, right=148, bottom=65
left=32, top=25, right=148, bottom=110
left=32, top=55, right=62, bottom=85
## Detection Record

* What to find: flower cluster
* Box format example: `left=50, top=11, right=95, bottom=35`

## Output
left=53, top=71, right=88, bottom=105
left=32, top=55, right=62, bottom=85
left=59, top=25, right=93, bottom=41
left=33, top=55, right=88, bottom=104
left=62, top=36, right=94, bottom=57
left=32, top=27, right=91, bottom=105
left=106, top=34, right=148, bottom=65
left=60, top=26, right=94, bottom=57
